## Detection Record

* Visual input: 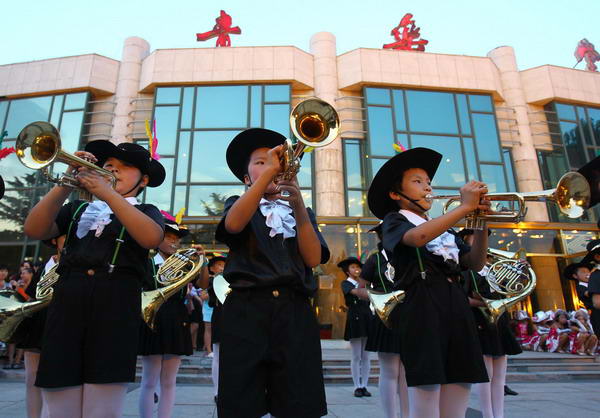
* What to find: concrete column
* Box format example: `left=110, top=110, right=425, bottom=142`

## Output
left=487, top=46, right=547, bottom=222
left=310, top=32, right=345, bottom=216
left=111, top=37, right=150, bottom=143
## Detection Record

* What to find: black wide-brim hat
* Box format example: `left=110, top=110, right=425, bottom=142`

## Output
left=208, top=256, right=227, bottom=269
left=564, top=262, right=591, bottom=281
left=85, top=141, right=166, bottom=188
left=337, top=256, right=363, bottom=270
left=164, top=219, right=189, bottom=238
left=582, top=239, right=600, bottom=265
left=226, top=128, right=287, bottom=182
left=367, top=148, right=442, bottom=220
left=578, top=155, right=600, bottom=208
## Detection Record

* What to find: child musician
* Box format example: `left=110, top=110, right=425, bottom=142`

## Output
left=459, top=228, right=521, bottom=418
left=206, top=255, right=227, bottom=403
left=138, top=213, right=206, bottom=418
left=367, top=147, right=489, bottom=418
left=215, top=128, right=330, bottom=417
left=362, top=224, right=409, bottom=418
left=24, top=140, right=165, bottom=417
left=338, top=257, right=372, bottom=398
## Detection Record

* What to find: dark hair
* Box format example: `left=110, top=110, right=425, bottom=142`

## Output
left=391, top=168, right=411, bottom=193
left=0, top=264, right=8, bottom=271
left=20, top=267, right=33, bottom=275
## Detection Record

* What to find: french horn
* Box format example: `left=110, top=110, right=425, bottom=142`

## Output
left=141, top=248, right=204, bottom=330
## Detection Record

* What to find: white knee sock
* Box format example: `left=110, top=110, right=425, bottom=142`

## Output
left=360, top=337, right=370, bottom=388
left=24, top=352, right=43, bottom=418
left=82, top=383, right=128, bottom=418
left=491, top=356, right=507, bottom=418
left=349, top=338, right=363, bottom=389
left=158, top=355, right=181, bottom=418
left=139, top=355, right=162, bottom=418
left=42, top=385, right=83, bottom=418
left=408, top=384, right=440, bottom=418
left=212, top=343, right=220, bottom=397
left=478, top=356, right=494, bottom=418
left=378, top=353, right=400, bottom=418
left=439, top=383, right=471, bottom=418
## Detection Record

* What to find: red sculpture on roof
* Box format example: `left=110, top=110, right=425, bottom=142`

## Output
left=383, top=13, right=429, bottom=51
left=574, top=39, right=600, bottom=72
left=196, top=10, right=241, bottom=47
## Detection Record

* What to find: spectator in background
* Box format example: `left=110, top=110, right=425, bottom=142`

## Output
left=0, top=264, right=10, bottom=290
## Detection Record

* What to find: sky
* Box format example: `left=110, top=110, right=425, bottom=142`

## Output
left=1, top=0, right=599, bottom=71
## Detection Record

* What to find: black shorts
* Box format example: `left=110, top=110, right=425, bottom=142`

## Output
left=218, top=287, right=327, bottom=418
left=35, top=269, right=141, bottom=388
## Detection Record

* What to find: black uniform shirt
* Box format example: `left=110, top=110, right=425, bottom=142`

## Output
left=381, top=212, right=471, bottom=288
left=360, top=243, right=392, bottom=293
left=55, top=199, right=164, bottom=279
left=215, top=195, right=330, bottom=295
left=576, top=282, right=594, bottom=310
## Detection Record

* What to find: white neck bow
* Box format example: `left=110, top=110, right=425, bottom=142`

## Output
left=76, top=197, right=139, bottom=239
left=259, top=198, right=296, bottom=239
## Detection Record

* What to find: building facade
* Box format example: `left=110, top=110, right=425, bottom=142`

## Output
left=1, top=33, right=599, bottom=338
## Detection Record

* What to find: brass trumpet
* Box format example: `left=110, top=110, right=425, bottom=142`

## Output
left=429, top=172, right=590, bottom=230
left=278, top=99, right=339, bottom=182
left=367, top=289, right=405, bottom=329
left=141, top=248, right=204, bottom=330
left=16, top=121, right=116, bottom=202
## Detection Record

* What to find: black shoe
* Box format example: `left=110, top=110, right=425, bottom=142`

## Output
left=361, top=387, right=372, bottom=397
left=154, top=392, right=159, bottom=403
left=504, top=385, right=518, bottom=396
left=353, top=388, right=364, bottom=397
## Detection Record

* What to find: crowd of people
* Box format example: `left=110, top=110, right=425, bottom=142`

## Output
left=0, top=122, right=599, bottom=418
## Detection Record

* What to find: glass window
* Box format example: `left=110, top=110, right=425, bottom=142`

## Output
left=469, top=95, right=492, bottom=112
left=301, top=189, right=313, bottom=210
left=0, top=101, right=8, bottom=131
left=264, top=85, right=289, bottom=102
left=480, top=164, right=507, bottom=193
left=463, top=137, right=479, bottom=181
left=154, top=106, right=179, bottom=155
left=195, top=86, right=248, bottom=129
left=297, top=153, right=312, bottom=188
left=144, top=157, right=174, bottom=211
left=370, top=158, right=387, bottom=179
left=188, top=185, right=245, bottom=216
left=4, top=96, right=52, bottom=138
left=50, top=95, right=64, bottom=126
left=345, top=141, right=362, bottom=189
left=588, top=108, right=600, bottom=146
left=347, top=190, right=365, bottom=216
left=560, top=121, right=586, bottom=168
left=64, top=93, right=87, bottom=110
left=411, top=135, right=465, bottom=187
left=472, top=113, right=502, bottom=162
left=503, top=149, right=517, bottom=191
left=191, top=131, right=240, bottom=183
left=555, top=103, right=576, bottom=121
left=173, top=185, right=187, bottom=214
left=406, top=90, right=458, bottom=134
left=264, top=104, right=289, bottom=137
left=250, top=86, right=262, bottom=127
left=456, top=94, right=471, bottom=135
left=392, top=90, right=406, bottom=131
left=365, top=88, right=390, bottom=106
left=367, top=107, right=394, bottom=157
left=156, top=87, right=181, bottom=105
left=396, top=133, right=408, bottom=150
left=58, top=111, right=84, bottom=152
left=180, top=87, right=194, bottom=129
left=538, top=149, right=569, bottom=190
left=176, top=132, right=191, bottom=182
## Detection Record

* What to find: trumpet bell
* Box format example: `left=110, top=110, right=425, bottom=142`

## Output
left=16, top=121, right=61, bottom=170
left=0, top=294, right=48, bottom=343
left=367, top=289, right=405, bottom=329
left=290, top=99, right=339, bottom=148
left=553, top=171, right=590, bottom=218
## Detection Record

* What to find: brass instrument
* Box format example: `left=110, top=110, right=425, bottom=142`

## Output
left=475, top=248, right=536, bottom=324
left=0, top=264, right=59, bottom=343
left=278, top=99, right=340, bottom=182
left=16, top=121, right=116, bottom=201
left=213, top=274, right=231, bottom=305
left=141, top=248, right=204, bottom=330
left=367, top=289, right=405, bottom=329
left=429, top=172, right=590, bottom=230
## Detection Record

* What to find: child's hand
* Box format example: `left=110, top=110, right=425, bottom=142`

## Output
left=459, top=181, right=488, bottom=212
left=191, top=244, right=205, bottom=256
left=66, top=151, right=98, bottom=174
left=276, top=178, right=304, bottom=209
left=75, top=167, right=113, bottom=200
left=265, top=145, right=284, bottom=177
